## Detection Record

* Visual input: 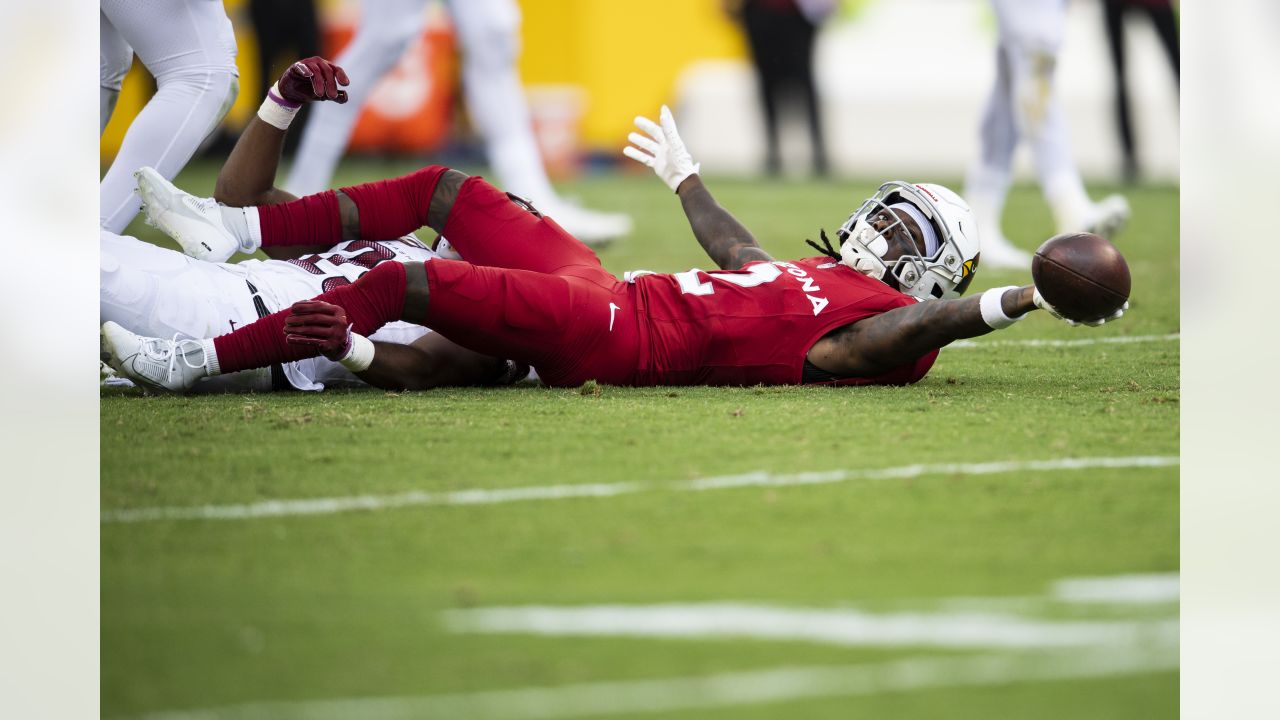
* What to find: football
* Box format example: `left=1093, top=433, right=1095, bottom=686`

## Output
left=1031, top=233, right=1131, bottom=322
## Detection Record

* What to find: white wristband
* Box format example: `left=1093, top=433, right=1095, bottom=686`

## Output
left=339, top=333, right=375, bottom=372
left=257, top=82, right=301, bottom=130
left=980, top=286, right=1025, bottom=330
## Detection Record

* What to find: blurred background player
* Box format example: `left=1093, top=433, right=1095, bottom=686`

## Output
left=965, top=0, right=1131, bottom=269
left=285, top=0, right=632, bottom=244
left=725, top=0, right=836, bottom=177
left=99, top=0, right=240, bottom=234
left=1101, top=0, right=1179, bottom=184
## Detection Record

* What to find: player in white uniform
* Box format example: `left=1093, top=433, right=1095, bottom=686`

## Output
left=100, top=230, right=450, bottom=392
left=285, top=0, right=632, bottom=245
left=100, top=0, right=240, bottom=234
left=103, top=57, right=523, bottom=393
left=966, top=0, right=1130, bottom=268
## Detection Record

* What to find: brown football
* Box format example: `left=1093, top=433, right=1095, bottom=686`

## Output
left=1030, top=233, right=1131, bottom=322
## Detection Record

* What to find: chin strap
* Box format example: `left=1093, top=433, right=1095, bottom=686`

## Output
left=804, top=229, right=842, bottom=262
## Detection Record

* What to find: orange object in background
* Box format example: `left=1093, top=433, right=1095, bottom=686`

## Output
left=323, top=8, right=458, bottom=155
left=526, top=84, right=588, bottom=180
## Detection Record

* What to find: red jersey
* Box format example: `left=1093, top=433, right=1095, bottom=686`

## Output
left=421, top=174, right=938, bottom=388
left=630, top=257, right=938, bottom=386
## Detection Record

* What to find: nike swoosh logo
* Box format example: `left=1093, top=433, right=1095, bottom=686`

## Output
left=608, top=302, right=621, bottom=332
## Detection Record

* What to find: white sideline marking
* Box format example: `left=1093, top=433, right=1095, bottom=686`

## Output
left=1053, top=573, right=1180, bottom=604
left=950, top=332, right=1179, bottom=349
left=443, top=604, right=1176, bottom=650
left=136, top=646, right=1177, bottom=720
left=101, top=455, right=1178, bottom=524
left=681, top=455, right=1179, bottom=491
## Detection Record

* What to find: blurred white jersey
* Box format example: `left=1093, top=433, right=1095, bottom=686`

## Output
left=101, top=231, right=436, bottom=392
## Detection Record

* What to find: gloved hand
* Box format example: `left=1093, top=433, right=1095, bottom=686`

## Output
left=284, top=300, right=353, bottom=360
left=275, top=56, right=350, bottom=105
left=1032, top=288, right=1129, bottom=327
left=623, top=105, right=701, bottom=192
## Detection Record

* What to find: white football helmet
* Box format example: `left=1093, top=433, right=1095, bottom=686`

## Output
left=835, top=181, right=981, bottom=300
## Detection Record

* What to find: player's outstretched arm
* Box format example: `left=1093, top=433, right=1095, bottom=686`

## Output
left=675, top=175, right=773, bottom=270
left=822, top=282, right=1132, bottom=376
left=624, top=106, right=770, bottom=270
left=808, top=286, right=1037, bottom=377
left=214, top=57, right=350, bottom=209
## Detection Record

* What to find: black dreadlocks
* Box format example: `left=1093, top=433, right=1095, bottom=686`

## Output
left=805, top=229, right=841, bottom=262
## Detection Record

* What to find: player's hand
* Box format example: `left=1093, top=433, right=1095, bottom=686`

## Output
left=284, top=300, right=354, bottom=360
left=1032, top=288, right=1129, bottom=327
left=624, top=105, right=701, bottom=193
left=276, top=57, right=350, bottom=105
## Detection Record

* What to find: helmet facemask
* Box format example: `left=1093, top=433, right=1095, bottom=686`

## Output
left=835, top=182, right=980, bottom=301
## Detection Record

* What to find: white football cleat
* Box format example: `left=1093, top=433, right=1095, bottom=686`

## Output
left=540, top=200, right=633, bottom=246
left=1078, top=194, right=1131, bottom=240
left=135, top=166, right=242, bottom=263
left=979, top=232, right=1033, bottom=270
left=101, top=321, right=215, bottom=392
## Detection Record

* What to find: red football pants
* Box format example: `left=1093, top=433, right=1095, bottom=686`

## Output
left=217, top=169, right=644, bottom=386
left=418, top=177, right=642, bottom=386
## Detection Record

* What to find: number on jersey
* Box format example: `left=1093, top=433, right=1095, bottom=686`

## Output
left=674, top=263, right=784, bottom=296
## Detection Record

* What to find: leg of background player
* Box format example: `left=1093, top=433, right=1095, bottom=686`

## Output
left=741, top=1, right=783, bottom=176
left=100, top=11, right=133, bottom=135
left=99, top=0, right=239, bottom=234
left=788, top=14, right=827, bottom=177
left=1143, top=1, right=1180, bottom=80
left=965, top=42, right=1029, bottom=269
left=286, top=0, right=427, bottom=197
left=996, top=0, right=1129, bottom=240
left=1102, top=0, right=1138, bottom=183
left=448, top=0, right=631, bottom=244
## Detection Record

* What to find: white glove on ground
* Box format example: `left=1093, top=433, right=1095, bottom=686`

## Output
left=1033, top=288, right=1129, bottom=327
left=624, top=105, right=700, bottom=192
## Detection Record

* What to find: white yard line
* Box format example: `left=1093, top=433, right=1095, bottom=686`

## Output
left=443, top=604, right=1177, bottom=650
left=1053, top=573, right=1180, bottom=604
left=681, top=455, right=1178, bottom=491
left=135, top=645, right=1178, bottom=720
left=949, top=332, right=1179, bottom=349
left=101, top=455, right=1178, bottom=524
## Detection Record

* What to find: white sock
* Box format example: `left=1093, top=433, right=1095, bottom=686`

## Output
left=217, top=205, right=262, bottom=253
left=200, top=339, right=221, bottom=376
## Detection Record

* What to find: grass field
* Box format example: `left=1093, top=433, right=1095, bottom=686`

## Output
left=102, top=159, right=1179, bottom=719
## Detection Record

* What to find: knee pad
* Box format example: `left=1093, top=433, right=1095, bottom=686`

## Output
left=1008, top=45, right=1058, bottom=140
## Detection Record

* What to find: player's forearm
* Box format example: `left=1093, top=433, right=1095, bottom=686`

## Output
left=214, top=117, right=295, bottom=208
left=353, top=342, right=441, bottom=391
left=829, top=286, right=1034, bottom=375
left=868, top=286, right=1035, bottom=362
left=355, top=340, right=512, bottom=390
left=676, top=175, right=772, bottom=270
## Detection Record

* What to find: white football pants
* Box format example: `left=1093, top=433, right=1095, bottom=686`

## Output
left=100, top=231, right=273, bottom=392
left=967, top=0, right=1092, bottom=234
left=100, top=0, right=240, bottom=234
left=286, top=0, right=558, bottom=207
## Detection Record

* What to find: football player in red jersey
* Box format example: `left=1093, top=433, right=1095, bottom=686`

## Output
left=103, top=106, right=1126, bottom=392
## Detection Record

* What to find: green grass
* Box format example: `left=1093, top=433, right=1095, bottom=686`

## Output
left=102, top=159, right=1178, bottom=719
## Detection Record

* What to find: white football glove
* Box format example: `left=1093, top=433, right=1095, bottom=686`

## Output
left=623, top=105, right=701, bottom=192
left=1032, top=287, right=1129, bottom=327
